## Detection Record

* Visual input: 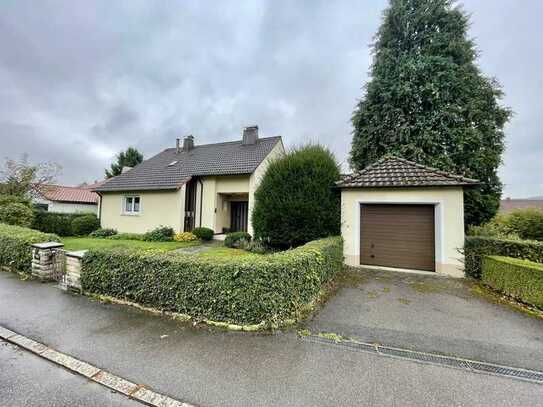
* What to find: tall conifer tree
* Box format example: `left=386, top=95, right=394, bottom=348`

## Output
left=350, top=0, right=511, bottom=225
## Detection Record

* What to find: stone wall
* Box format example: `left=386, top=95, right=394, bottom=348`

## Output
left=31, top=242, right=64, bottom=281
left=64, top=251, right=85, bottom=291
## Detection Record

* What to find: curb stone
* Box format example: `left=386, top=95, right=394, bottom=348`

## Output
left=0, top=325, right=196, bottom=407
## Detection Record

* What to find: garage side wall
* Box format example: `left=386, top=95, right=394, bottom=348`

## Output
left=341, top=187, right=465, bottom=277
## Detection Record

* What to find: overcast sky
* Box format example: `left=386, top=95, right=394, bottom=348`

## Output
left=0, top=0, right=541, bottom=197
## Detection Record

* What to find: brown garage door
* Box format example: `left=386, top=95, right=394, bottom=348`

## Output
left=360, top=204, right=435, bottom=272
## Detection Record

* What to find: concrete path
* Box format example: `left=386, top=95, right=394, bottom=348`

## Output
left=306, top=267, right=543, bottom=370
left=1, top=271, right=543, bottom=406
left=0, top=339, right=141, bottom=407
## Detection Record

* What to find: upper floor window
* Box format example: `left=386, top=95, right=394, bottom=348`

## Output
left=124, top=196, right=140, bottom=214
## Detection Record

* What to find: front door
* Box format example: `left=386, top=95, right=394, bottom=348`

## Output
left=230, top=201, right=248, bottom=232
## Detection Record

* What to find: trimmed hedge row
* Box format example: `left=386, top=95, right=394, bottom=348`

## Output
left=464, top=236, right=543, bottom=279
left=81, top=236, right=343, bottom=326
left=482, top=256, right=543, bottom=309
left=0, top=223, right=60, bottom=273
left=31, top=211, right=99, bottom=236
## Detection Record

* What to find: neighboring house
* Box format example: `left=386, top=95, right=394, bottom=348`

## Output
left=499, top=198, right=543, bottom=214
left=337, top=156, right=479, bottom=277
left=94, top=126, right=284, bottom=235
left=32, top=184, right=101, bottom=214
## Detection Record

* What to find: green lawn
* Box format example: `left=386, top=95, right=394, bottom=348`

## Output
left=196, top=246, right=261, bottom=261
left=61, top=237, right=200, bottom=252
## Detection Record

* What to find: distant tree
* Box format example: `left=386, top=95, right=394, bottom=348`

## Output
left=105, top=147, right=143, bottom=178
left=0, top=155, right=61, bottom=197
left=252, top=145, right=340, bottom=248
left=349, top=0, right=512, bottom=226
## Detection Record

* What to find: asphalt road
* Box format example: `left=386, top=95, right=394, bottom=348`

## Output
left=1, top=271, right=542, bottom=406
left=0, top=339, right=141, bottom=407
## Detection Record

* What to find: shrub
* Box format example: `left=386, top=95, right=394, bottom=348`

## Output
left=80, top=236, right=343, bottom=326
left=71, top=214, right=100, bottom=236
left=174, top=232, right=197, bottom=242
left=89, top=228, right=117, bottom=238
left=0, top=223, right=60, bottom=273
left=504, top=209, right=543, bottom=241
left=243, top=239, right=271, bottom=255
left=31, top=211, right=93, bottom=236
left=143, top=226, right=174, bottom=242
left=224, top=231, right=251, bottom=248
left=464, top=236, right=543, bottom=279
left=192, top=227, right=214, bottom=241
left=0, top=194, right=31, bottom=208
left=252, top=144, right=340, bottom=248
left=482, top=256, right=543, bottom=309
left=469, top=209, right=543, bottom=241
left=0, top=203, right=34, bottom=228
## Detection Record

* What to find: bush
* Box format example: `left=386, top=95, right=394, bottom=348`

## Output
left=0, top=203, right=34, bottom=228
left=242, top=239, right=271, bottom=255
left=80, top=236, right=343, bottom=326
left=192, top=227, right=214, bottom=241
left=464, top=236, right=543, bottom=279
left=224, top=231, right=251, bottom=248
left=89, top=228, right=117, bottom=238
left=0, top=223, right=60, bottom=273
left=71, top=214, right=100, bottom=236
left=504, top=209, right=543, bottom=241
left=31, top=211, right=94, bottom=236
left=252, top=144, right=340, bottom=248
left=174, top=232, right=197, bottom=242
left=107, top=233, right=145, bottom=241
left=482, top=256, right=543, bottom=309
left=0, top=194, right=31, bottom=208
left=469, top=209, right=543, bottom=241
left=143, top=226, right=174, bottom=242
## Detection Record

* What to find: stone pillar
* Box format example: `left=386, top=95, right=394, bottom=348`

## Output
left=64, top=250, right=87, bottom=292
left=31, top=242, right=64, bottom=281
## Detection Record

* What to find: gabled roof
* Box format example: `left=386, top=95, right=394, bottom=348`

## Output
left=337, top=155, right=479, bottom=188
left=36, top=185, right=99, bottom=204
left=95, top=136, right=282, bottom=192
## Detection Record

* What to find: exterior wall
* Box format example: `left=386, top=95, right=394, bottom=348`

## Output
left=32, top=197, right=97, bottom=214
left=248, top=141, right=285, bottom=235
left=341, top=187, right=465, bottom=277
left=194, top=175, right=251, bottom=233
left=100, top=188, right=185, bottom=233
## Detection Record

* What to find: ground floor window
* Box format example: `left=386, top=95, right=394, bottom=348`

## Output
left=124, top=196, right=141, bottom=214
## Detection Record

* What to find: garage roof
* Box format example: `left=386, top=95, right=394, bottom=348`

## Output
left=337, top=155, right=479, bottom=188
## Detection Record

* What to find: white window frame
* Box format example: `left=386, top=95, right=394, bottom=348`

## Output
left=122, top=195, right=141, bottom=215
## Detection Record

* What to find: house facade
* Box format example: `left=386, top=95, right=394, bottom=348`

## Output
left=32, top=185, right=99, bottom=214
left=94, top=127, right=284, bottom=236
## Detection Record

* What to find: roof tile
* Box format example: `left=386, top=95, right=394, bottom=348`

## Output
left=337, top=155, right=479, bottom=188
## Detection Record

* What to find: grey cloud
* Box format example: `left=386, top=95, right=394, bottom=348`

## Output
left=0, top=0, right=541, bottom=197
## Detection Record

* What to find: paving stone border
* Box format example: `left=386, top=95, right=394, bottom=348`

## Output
left=0, top=325, right=194, bottom=407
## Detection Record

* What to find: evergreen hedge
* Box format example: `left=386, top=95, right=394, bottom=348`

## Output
left=482, top=256, right=543, bottom=309
left=0, top=223, right=60, bottom=273
left=31, top=211, right=99, bottom=236
left=464, top=236, right=543, bottom=279
left=81, top=236, right=343, bottom=326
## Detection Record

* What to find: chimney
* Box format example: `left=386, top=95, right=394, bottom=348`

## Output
left=183, top=135, right=194, bottom=151
left=176, top=138, right=180, bottom=154
left=242, top=126, right=258, bottom=145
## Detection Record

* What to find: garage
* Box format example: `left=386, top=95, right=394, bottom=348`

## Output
left=338, top=155, right=479, bottom=277
left=360, top=204, right=435, bottom=271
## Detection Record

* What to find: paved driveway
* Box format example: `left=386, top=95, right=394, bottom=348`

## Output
left=306, top=268, right=543, bottom=371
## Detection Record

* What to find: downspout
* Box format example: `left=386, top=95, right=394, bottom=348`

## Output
left=198, top=178, right=203, bottom=228
left=96, top=192, right=103, bottom=225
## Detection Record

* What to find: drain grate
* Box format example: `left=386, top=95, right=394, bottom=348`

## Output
left=302, top=334, right=543, bottom=384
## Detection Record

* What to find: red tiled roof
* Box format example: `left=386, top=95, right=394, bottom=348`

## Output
left=36, top=185, right=99, bottom=204
left=500, top=199, right=543, bottom=214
